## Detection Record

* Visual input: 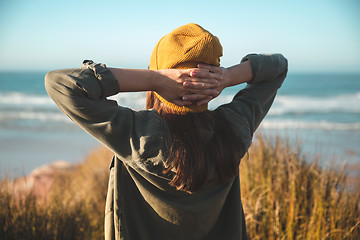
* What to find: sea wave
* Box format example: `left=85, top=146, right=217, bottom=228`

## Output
left=269, top=92, right=360, bottom=115
left=1, top=91, right=359, bottom=116
left=108, top=92, right=147, bottom=110
left=0, top=92, right=54, bottom=106
left=0, top=111, right=71, bottom=123
left=0, top=91, right=148, bottom=110
left=261, top=119, right=360, bottom=130
left=3, top=110, right=358, bottom=131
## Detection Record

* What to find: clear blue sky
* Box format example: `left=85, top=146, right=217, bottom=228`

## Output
left=0, top=0, right=359, bottom=72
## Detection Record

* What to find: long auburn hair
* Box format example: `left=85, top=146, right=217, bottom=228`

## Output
left=146, top=91, right=241, bottom=193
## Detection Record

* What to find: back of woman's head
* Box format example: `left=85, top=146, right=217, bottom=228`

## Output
left=147, top=23, right=222, bottom=113
left=146, top=23, right=240, bottom=193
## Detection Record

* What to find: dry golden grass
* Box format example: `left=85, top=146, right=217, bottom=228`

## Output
left=1, top=135, right=359, bottom=239
left=240, top=135, right=360, bottom=239
left=0, top=147, right=112, bottom=240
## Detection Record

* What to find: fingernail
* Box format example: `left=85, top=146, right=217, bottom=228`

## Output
left=182, top=96, right=188, bottom=100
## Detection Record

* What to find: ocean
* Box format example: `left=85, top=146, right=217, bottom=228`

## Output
left=1, top=71, right=359, bottom=177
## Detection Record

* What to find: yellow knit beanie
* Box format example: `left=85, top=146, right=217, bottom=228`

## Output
left=149, top=23, right=223, bottom=113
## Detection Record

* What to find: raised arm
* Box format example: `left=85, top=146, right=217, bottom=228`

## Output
left=186, top=54, right=288, bottom=150
left=107, top=64, right=220, bottom=106
left=232, top=54, right=288, bottom=134
left=44, top=60, right=221, bottom=161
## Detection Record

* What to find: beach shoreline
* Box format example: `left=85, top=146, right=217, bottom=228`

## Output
left=1, top=126, right=359, bottom=179
left=0, top=128, right=99, bottom=178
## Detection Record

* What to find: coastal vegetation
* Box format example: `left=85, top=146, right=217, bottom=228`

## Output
left=0, top=135, right=359, bottom=239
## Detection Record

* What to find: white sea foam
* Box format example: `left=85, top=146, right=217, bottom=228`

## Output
left=261, top=119, right=360, bottom=130
left=0, top=92, right=148, bottom=110
left=0, top=92, right=54, bottom=106
left=0, top=111, right=71, bottom=123
left=3, top=110, right=357, bottom=131
left=1, top=91, right=359, bottom=126
left=269, top=92, right=360, bottom=115
left=209, top=95, right=234, bottom=109
left=108, top=92, right=147, bottom=110
left=2, top=91, right=359, bottom=114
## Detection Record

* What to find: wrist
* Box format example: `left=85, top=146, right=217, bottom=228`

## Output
left=152, top=70, right=163, bottom=92
left=227, top=60, right=253, bottom=87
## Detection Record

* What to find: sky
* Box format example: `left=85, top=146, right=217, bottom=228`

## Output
left=0, top=0, right=359, bottom=73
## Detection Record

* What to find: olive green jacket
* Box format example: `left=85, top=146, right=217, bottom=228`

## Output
left=45, top=54, right=288, bottom=240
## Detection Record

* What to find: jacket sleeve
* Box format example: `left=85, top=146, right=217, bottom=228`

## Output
left=44, top=61, right=166, bottom=166
left=219, top=54, right=288, bottom=151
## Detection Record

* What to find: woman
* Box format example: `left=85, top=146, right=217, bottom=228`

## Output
left=45, top=23, right=287, bottom=240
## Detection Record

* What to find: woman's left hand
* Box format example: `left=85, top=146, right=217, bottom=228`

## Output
left=182, top=64, right=228, bottom=105
left=155, top=68, right=220, bottom=106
